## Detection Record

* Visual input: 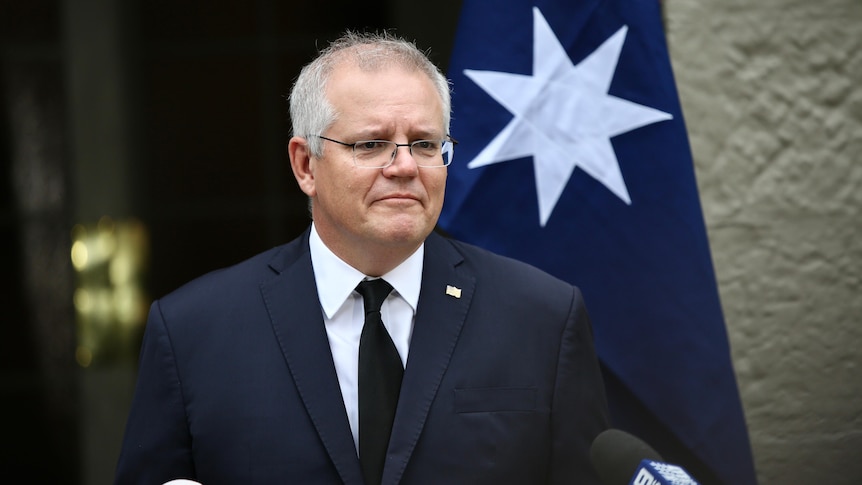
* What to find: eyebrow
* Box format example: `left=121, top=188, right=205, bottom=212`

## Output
left=348, top=129, right=445, bottom=141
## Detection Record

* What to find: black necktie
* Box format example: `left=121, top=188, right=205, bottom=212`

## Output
left=356, top=279, right=402, bottom=485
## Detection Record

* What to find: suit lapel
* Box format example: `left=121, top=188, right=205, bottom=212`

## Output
left=384, top=233, right=475, bottom=485
left=260, top=232, right=364, bottom=485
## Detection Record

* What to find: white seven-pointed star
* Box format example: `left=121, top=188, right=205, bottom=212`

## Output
left=464, top=7, right=673, bottom=226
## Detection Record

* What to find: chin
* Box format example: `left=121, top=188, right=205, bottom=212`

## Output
left=375, top=222, right=432, bottom=247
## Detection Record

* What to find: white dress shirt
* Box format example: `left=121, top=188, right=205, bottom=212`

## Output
left=308, top=223, right=422, bottom=451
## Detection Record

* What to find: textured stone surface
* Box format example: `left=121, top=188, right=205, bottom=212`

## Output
left=663, top=1, right=862, bottom=483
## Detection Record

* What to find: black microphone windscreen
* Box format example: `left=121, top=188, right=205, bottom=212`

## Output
left=590, top=429, right=664, bottom=485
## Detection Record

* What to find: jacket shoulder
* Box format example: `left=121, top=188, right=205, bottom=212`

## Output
left=442, top=236, right=575, bottom=287
left=158, top=230, right=309, bottom=311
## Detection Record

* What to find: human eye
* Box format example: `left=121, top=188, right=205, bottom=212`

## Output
left=354, top=140, right=388, bottom=152
left=412, top=140, right=440, bottom=154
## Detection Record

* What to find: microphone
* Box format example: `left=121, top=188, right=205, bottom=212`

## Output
left=590, top=429, right=700, bottom=485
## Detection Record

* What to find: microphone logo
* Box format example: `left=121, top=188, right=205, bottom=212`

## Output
left=632, top=460, right=699, bottom=485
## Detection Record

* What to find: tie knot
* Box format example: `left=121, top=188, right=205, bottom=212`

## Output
left=356, top=279, right=393, bottom=314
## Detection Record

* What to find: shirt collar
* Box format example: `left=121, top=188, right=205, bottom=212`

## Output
left=309, top=223, right=423, bottom=319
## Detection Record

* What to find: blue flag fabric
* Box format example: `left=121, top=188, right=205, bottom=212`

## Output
left=439, top=1, right=757, bottom=484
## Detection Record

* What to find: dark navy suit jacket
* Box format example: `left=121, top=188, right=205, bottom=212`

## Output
left=114, top=229, right=609, bottom=484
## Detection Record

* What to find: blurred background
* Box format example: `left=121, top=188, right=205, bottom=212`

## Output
left=1, top=0, right=460, bottom=483
left=1, top=0, right=860, bottom=484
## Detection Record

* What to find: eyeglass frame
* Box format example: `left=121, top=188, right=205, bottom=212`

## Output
left=312, top=135, right=458, bottom=168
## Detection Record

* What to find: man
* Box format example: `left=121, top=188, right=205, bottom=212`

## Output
left=114, top=31, right=609, bottom=485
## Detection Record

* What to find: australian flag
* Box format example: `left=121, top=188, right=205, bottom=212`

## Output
left=438, top=1, right=758, bottom=484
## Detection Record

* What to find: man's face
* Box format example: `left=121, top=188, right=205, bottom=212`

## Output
left=305, top=63, right=447, bottom=262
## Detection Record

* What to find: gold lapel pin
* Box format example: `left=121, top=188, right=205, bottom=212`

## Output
left=446, top=285, right=462, bottom=299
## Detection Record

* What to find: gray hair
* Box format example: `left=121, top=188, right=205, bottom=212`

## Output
left=289, top=31, right=452, bottom=157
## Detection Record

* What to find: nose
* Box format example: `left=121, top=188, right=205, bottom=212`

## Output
left=383, top=144, right=419, bottom=176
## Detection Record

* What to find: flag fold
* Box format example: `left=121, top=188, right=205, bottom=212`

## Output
left=440, top=1, right=757, bottom=483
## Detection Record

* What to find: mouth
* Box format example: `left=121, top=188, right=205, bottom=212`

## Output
left=375, top=193, right=421, bottom=207
left=379, top=192, right=419, bottom=201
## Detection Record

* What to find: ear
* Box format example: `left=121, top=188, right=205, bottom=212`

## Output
left=288, top=136, right=316, bottom=197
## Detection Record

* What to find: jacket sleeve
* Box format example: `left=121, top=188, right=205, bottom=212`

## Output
left=549, top=286, right=610, bottom=484
left=114, top=300, right=196, bottom=484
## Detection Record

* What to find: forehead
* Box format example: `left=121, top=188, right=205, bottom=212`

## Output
left=325, top=62, right=444, bottom=133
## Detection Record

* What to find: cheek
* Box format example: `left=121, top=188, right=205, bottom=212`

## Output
left=324, top=180, right=353, bottom=211
left=322, top=172, right=371, bottom=213
left=425, top=172, right=447, bottom=202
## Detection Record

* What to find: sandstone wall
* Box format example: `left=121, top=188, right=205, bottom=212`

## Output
left=663, top=1, right=862, bottom=483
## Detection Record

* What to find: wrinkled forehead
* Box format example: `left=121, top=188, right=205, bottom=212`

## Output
left=325, top=61, right=445, bottom=129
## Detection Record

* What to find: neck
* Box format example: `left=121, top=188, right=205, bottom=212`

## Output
left=313, top=225, right=422, bottom=277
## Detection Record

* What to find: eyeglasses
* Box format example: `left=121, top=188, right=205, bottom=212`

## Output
left=313, top=135, right=457, bottom=168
